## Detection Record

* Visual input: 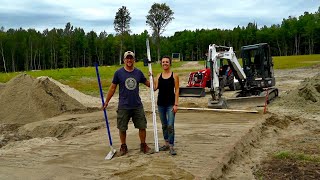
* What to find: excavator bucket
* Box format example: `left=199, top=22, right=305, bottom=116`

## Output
left=207, top=98, right=228, bottom=109
left=179, top=87, right=206, bottom=97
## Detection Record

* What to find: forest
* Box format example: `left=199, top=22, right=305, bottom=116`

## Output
left=0, top=7, right=319, bottom=73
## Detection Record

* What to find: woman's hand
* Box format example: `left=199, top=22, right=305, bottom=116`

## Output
left=172, top=104, right=178, bottom=114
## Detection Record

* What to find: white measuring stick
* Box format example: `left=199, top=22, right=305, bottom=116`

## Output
left=146, top=38, right=159, bottom=152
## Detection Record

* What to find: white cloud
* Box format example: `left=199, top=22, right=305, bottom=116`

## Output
left=0, top=0, right=318, bottom=36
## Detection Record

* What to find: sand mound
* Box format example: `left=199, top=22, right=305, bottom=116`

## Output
left=40, top=77, right=101, bottom=108
left=271, top=73, right=320, bottom=114
left=0, top=137, right=58, bottom=154
left=0, top=74, right=86, bottom=124
left=264, top=114, right=301, bottom=129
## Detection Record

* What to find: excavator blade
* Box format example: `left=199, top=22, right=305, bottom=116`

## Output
left=179, top=87, right=206, bottom=97
left=224, top=88, right=278, bottom=109
left=225, top=96, right=266, bottom=109
left=207, top=96, right=266, bottom=109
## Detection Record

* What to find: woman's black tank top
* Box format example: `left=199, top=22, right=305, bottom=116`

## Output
left=157, top=72, right=175, bottom=106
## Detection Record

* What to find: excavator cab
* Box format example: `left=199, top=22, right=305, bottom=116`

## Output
left=240, top=43, right=276, bottom=89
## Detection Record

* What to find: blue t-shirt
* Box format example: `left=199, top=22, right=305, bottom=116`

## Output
left=112, top=67, right=147, bottom=109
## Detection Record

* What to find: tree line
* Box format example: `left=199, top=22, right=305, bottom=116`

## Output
left=0, top=5, right=319, bottom=73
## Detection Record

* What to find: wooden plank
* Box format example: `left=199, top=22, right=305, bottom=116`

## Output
left=178, top=107, right=259, bottom=113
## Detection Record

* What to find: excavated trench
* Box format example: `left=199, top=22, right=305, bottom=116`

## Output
left=217, top=72, right=320, bottom=179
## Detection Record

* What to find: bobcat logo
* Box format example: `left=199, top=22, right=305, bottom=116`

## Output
left=125, top=77, right=137, bottom=90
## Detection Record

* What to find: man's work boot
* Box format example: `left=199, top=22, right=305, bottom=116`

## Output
left=119, top=144, right=128, bottom=156
left=140, top=143, right=154, bottom=154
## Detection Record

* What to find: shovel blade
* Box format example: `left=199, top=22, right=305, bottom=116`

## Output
left=105, top=146, right=117, bottom=160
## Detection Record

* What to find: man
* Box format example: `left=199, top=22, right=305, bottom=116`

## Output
left=103, top=51, right=153, bottom=156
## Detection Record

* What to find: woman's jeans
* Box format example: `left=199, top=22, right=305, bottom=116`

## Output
left=158, top=105, right=175, bottom=146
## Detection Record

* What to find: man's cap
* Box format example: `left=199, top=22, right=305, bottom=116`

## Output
left=124, top=51, right=135, bottom=59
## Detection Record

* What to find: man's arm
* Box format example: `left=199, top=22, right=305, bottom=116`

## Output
left=103, top=83, right=117, bottom=109
left=144, top=79, right=150, bottom=87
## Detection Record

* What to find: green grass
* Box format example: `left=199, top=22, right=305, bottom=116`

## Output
left=237, top=54, right=320, bottom=69
left=273, top=54, right=320, bottom=69
left=0, top=61, right=202, bottom=95
left=274, top=151, right=320, bottom=163
left=0, top=54, right=319, bottom=95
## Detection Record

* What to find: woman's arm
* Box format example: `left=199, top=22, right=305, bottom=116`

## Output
left=153, top=73, right=160, bottom=91
left=173, top=72, right=179, bottom=113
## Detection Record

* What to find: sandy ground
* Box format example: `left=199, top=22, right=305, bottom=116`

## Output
left=0, top=62, right=319, bottom=179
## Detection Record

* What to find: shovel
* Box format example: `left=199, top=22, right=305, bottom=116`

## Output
left=94, top=62, right=116, bottom=160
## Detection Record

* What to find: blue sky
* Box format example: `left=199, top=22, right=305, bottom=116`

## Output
left=0, top=0, right=319, bottom=36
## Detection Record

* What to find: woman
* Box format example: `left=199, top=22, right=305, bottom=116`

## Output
left=154, top=56, right=179, bottom=155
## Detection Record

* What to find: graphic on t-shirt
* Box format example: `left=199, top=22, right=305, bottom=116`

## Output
left=125, top=77, right=137, bottom=90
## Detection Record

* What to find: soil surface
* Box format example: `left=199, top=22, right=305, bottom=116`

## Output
left=0, top=62, right=319, bottom=179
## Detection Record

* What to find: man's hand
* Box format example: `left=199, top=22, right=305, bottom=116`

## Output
left=102, top=102, right=108, bottom=110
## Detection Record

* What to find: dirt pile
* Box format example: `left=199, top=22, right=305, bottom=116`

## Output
left=0, top=123, right=28, bottom=148
left=264, top=114, right=292, bottom=129
left=0, top=74, right=86, bottom=124
left=42, top=77, right=101, bottom=108
left=271, top=73, right=320, bottom=114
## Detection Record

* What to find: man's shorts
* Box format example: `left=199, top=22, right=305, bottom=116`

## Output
left=117, top=107, right=147, bottom=131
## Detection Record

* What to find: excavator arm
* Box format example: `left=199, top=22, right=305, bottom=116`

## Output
left=207, top=44, right=246, bottom=101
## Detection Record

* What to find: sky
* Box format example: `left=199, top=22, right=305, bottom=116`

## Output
left=0, top=0, right=319, bottom=36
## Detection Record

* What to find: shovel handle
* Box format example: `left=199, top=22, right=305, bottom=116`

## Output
left=94, top=62, right=113, bottom=146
